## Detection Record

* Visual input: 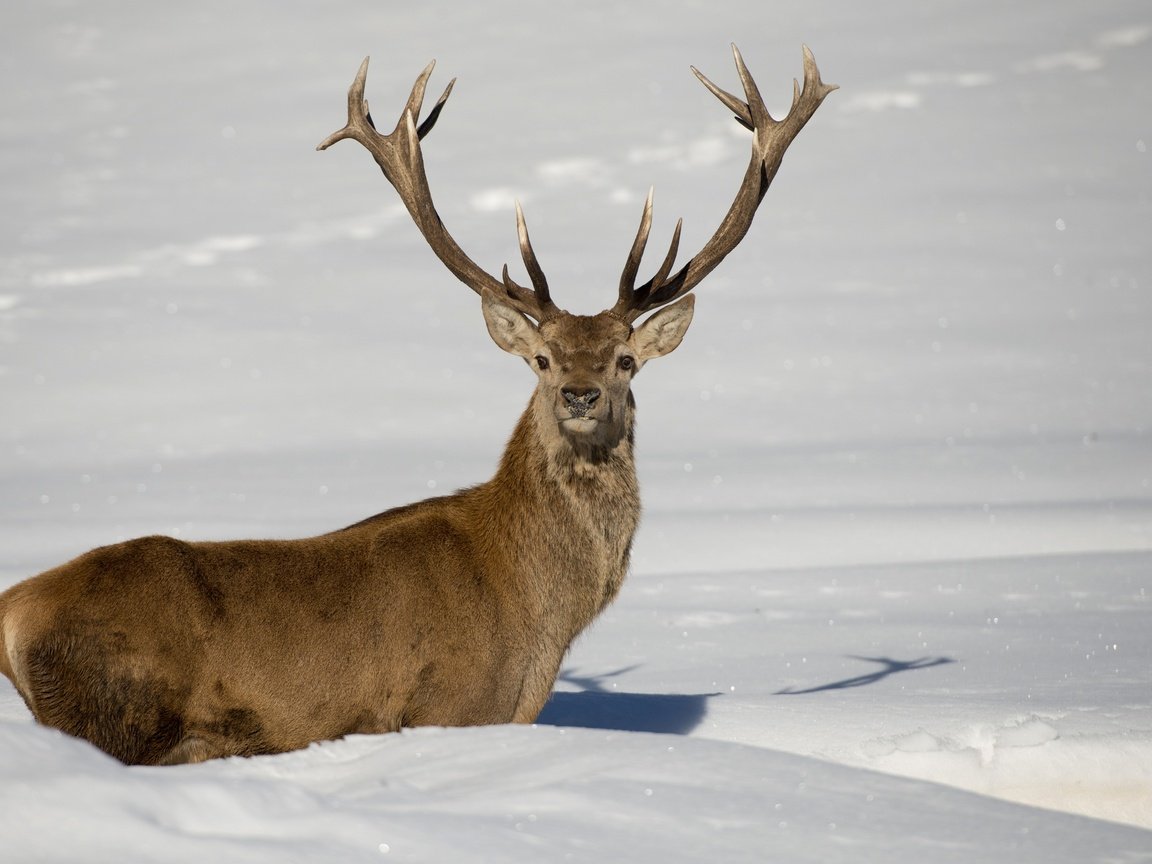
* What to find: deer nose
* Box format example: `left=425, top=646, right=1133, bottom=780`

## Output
left=562, top=385, right=601, bottom=407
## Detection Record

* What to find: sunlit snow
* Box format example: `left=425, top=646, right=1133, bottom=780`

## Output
left=2, top=1, right=1150, bottom=861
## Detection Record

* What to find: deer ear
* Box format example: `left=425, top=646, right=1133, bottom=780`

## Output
left=482, top=289, right=544, bottom=358
left=632, top=294, right=695, bottom=361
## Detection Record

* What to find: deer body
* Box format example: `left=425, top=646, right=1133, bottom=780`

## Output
left=0, top=47, right=833, bottom=763
left=0, top=387, right=636, bottom=763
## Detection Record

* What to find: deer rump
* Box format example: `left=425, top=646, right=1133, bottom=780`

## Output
left=0, top=46, right=834, bottom=764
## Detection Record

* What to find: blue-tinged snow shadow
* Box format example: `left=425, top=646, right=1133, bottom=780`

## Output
left=537, top=667, right=719, bottom=735
left=775, top=655, right=956, bottom=695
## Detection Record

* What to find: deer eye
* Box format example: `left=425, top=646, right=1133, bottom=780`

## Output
left=618, top=355, right=635, bottom=372
left=535, top=355, right=550, bottom=371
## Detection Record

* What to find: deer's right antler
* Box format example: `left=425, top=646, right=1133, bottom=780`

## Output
left=318, top=58, right=561, bottom=322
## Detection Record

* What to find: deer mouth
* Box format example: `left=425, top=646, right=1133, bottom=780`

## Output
left=560, top=415, right=599, bottom=433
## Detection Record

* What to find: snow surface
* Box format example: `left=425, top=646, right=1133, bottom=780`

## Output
left=2, top=0, right=1151, bottom=861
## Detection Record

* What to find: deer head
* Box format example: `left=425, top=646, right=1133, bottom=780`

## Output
left=481, top=283, right=694, bottom=452
left=318, top=46, right=836, bottom=451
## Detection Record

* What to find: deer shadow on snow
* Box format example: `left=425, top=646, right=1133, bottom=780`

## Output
left=537, top=667, right=720, bottom=736
left=539, top=655, right=957, bottom=734
left=774, top=655, right=956, bottom=695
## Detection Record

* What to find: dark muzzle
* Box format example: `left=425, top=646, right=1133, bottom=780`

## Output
left=562, top=386, right=601, bottom=418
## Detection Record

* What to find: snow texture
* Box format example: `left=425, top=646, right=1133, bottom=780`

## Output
left=2, top=0, right=1150, bottom=861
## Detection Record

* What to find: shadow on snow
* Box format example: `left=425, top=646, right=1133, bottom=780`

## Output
left=538, top=667, right=719, bottom=736
left=775, top=655, right=956, bottom=695
left=538, top=655, right=956, bottom=732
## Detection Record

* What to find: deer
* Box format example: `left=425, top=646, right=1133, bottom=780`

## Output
left=0, top=46, right=835, bottom=765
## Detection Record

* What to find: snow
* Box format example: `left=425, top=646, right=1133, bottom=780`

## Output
left=2, top=0, right=1151, bottom=860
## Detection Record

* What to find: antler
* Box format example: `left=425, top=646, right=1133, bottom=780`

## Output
left=318, top=58, right=560, bottom=322
left=612, top=44, right=837, bottom=323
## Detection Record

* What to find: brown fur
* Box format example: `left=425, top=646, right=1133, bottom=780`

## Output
left=0, top=301, right=693, bottom=764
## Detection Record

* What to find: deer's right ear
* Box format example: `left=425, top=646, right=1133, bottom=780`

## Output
left=482, top=290, right=544, bottom=358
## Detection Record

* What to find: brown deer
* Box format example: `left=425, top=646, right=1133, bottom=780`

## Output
left=0, top=46, right=835, bottom=764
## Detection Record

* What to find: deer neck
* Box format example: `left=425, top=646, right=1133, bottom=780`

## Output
left=479, top=388, right=641, bottom=626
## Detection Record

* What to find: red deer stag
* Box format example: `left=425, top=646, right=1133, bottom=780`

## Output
left=0, top=46, right=835, bottom=764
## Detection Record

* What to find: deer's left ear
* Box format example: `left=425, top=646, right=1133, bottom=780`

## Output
left=631, top=294, right=695, bottom=361
left=482, top=289, right=545, bottom=358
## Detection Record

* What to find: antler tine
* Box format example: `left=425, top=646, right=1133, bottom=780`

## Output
left=318, top=58, right=558, bottom=322
left=403, top=60, right=436, bottom=131
left=613, top=191, right=685, bottom=317
left=616, top=188, right=654, bottom=310
left=417, top=77, right=455, bottom=140
left=397, top=60, right=458, bottom=141
left=316, top=56, right=374, bottom=151
left=691, top=64, right=753, bottom=131
left=770, top=45, right=839, bottom=154
left=647, top=217, right=683, bottom=299
left=730, top=44, right=774, bottom=134
left=616, top=44, right=836, bottom=322
left=511, top=200, right=559, bottom=315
